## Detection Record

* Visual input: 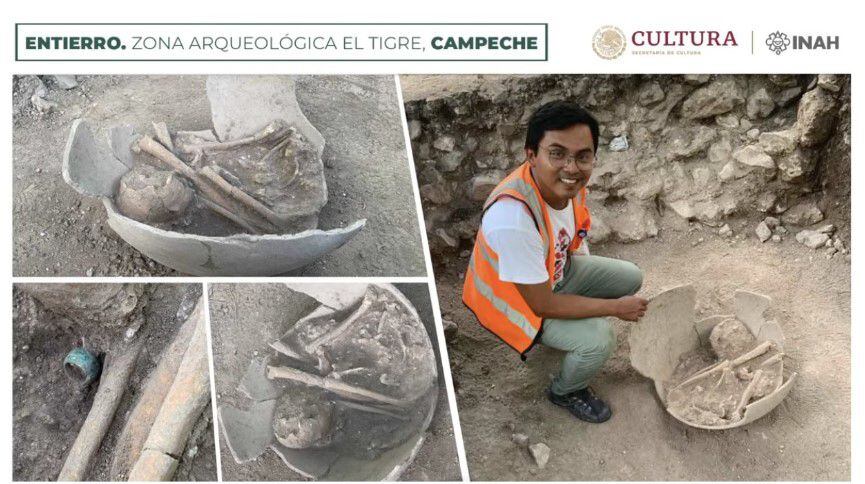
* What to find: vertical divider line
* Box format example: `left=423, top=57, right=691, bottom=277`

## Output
left=393, top=74, right=471, bottom=482
left=202, top=281, right=224, bottom=481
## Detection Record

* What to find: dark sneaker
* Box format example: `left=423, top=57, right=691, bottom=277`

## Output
left=547, top=386, right=612, bottom=423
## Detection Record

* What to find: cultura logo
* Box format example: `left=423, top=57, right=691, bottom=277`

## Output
left=593, top=26, right=626, bottom=59
left=766, top=31, right=790, bottom=55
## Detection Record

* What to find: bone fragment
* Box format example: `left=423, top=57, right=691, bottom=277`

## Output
left=57, top=340, right=145, bottom=481
left=732, top=341, right=773, bottom=366
left=188, top=120, right=289, bottom=152
left=267, top=365, right=410, bottom=408
left=336, top=400, right=409, bottom=420
left=151, top=122, right=174, bottom=152
left=760, top=353, right=784, bottom=367
left=109, top=305, right=200, bottom=479
left=199, top=165, right=286, bottom=229
left=675, top=360, right=731, bottom=390
left=199, top=197, right=261, bottom=235
left=305, top=293, right=372, bottom=353
left=732, top=369, right=764, bottom=418
left=124, top=449, right=177, bottom=482
left=127, top=301, right=210, bottom=481
left=135, top=135, right=197, bottom=179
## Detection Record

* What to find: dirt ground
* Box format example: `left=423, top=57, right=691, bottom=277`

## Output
left=12, top=75, right=425, bottom=276
left=11, top=283, right=216, bottom=481
left=439, top=215, right=850, bottom=481
left=209, top=282, right=461, bottom=481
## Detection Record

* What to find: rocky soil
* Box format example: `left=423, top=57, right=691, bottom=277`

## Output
left=402, top=74, right=850, bottom=258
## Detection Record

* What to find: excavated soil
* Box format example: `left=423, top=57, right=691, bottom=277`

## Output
left=439, top=215, right=849, bottom=480
left=12, top=283, right=216, bottom=481
left=13, top=75, right=425, bottom=276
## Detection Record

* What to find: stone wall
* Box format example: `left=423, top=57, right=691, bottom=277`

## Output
left=404, top=74, right=850, bottom=257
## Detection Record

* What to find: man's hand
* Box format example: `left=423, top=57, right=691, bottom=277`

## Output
left=515, top=282, right=647, bottom=321
left=612, top=295, right=648, bottom=321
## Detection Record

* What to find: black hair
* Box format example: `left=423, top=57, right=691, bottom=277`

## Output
left=524, top=100, right=600, bottom=154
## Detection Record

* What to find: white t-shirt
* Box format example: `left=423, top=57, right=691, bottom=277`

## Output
left=481, top=197, right=586, bottom=286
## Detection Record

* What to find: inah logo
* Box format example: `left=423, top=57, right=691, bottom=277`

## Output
left=766, top=31, right=790, bottom=55
left=593, top=26, right=626, bottom=59
left=765, top=31, right=839, bottom=55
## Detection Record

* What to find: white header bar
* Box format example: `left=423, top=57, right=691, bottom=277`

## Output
left=16, top=23, right=548, bottom=62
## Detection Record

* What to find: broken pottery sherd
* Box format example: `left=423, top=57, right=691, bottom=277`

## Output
left=218, top=399, right=278, bottom=463
left=219, top=283, right=438, bottom=480
left=61, top=76, right=365, bottom=276
left=629, top=285, right=797, bottom=430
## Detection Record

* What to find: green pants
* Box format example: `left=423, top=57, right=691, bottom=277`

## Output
left=541, top=255, right=643, bottom=396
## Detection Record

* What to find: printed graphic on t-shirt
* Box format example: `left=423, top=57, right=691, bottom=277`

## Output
left=553, top=227, right=571, bottom=283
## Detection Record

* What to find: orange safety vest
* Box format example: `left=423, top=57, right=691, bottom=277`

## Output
left=462, top=161, right=592, bottom=357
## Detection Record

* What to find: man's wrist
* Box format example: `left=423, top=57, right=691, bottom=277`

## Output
left=603, top=298, right=620, bottom=318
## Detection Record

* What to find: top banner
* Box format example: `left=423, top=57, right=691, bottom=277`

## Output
left=15, top=23, right=548, bottom=61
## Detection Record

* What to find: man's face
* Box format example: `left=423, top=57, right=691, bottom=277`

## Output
left=526, top=124, right=595, bottom=209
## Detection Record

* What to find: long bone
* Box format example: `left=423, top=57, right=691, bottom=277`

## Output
left=182, top=120, right=290, bottom=153
left=199, top=197, right=261, bottom=235
left=266, top=365, right=412, bottom=408
left=732, top=369, right=764, bottom=418
left=731, top=341, right=773, bottom=366
left=336, top=400, right=410, bottom=420
left=135, top=135, right=280, bottom=233
left=304, top=295, right=372, bottom=354
left=57, top=340, right=145, bottom=481
left=673, top=360, right=731, bottom=390
left=109, top=304, right=200, bottom=479
left=127, top=302, right=210, bottom=481
left=760, top=353, right=784, bottom=367
left=199, top=165, right=287, bottom=230
left=673, top=341, right=775, bottom=392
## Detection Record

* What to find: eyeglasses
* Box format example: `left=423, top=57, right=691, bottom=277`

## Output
left=541, top=146, right=596, bottom=169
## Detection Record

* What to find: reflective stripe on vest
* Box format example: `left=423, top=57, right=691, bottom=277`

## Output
left=462, top=161, right=592, bottom=356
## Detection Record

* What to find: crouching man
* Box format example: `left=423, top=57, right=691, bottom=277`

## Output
left=463, top=101, right=648, bottom=423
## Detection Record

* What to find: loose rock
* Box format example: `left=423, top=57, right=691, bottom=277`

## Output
left=433, top=135, right=457, bottom=152
left=529, top=442, right=550, bottom=469
left=733, top=145, right=774, bottom=170
left=758, top=130, right=797, bottom=156
left=797, top=87, right=838, bottom=147
left=746, top=88, right=775, bottom=119
left=31, top=95, right=57, bottom=114
left=755, top=222, right=772, bottom=242
left=781, top=202, right=824, bottom=226
left=681, top=80, right=744, bottom=119
left=638, top=82, right=665, bottom=106
left=470, top=171, right=506, bottom=201
left=817, top=74, right=842, bottom=93
left=511, top=433, right=529, bottom=448
left=609, top=135, right=629, bottom=152
left=796, top=230, right=830, bottom=249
